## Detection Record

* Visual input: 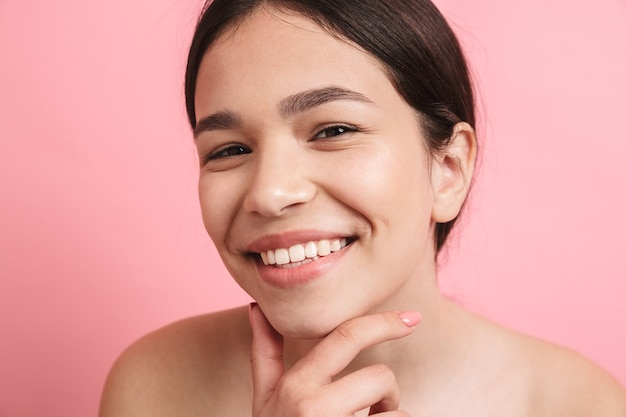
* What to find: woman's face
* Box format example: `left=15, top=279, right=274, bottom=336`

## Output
left=194, top=7, right=441, bottom=338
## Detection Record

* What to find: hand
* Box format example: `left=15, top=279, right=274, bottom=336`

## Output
left=248, top=303, right=421, bottom=417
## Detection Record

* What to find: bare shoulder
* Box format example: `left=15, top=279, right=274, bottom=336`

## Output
left=453, top=307, right=626, bottom=416
left=525, top=335, right=626, bottom=416
left=472, top=313, right=626, bottom=416
left=99, top=306, right=253, bottom=417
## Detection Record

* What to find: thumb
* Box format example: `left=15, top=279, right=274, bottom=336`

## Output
left=249, top=303, right=285, bottom=416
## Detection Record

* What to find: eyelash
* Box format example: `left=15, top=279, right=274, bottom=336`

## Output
left=202, top=144, right=250, bottom=165
left=312, top=124, right=357, bottom=140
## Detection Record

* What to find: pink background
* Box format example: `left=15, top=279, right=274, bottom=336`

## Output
left=1, top=1, right=625, bottom=416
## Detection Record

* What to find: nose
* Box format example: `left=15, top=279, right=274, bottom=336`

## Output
left=242, top=142, right=316, bottom=217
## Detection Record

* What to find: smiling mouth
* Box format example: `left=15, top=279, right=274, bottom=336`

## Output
left=258, top=238, right=353, bottom=269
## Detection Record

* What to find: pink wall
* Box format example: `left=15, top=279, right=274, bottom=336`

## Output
left=1, top=1, right=624, bottom=415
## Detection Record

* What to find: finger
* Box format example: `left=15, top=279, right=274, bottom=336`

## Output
left=292, top=311, right=421, bottom=384
left=322, top=363, right=401, bottom=414
left=249, top=303, right=285, bottom=416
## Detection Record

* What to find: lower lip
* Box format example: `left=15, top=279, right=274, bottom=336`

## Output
left=256, top=245, right=350, bottom=288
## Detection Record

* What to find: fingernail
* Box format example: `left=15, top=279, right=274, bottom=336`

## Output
left=398, top=311, right=421, bottom=327
left=248, top=302, right=258, bottom=320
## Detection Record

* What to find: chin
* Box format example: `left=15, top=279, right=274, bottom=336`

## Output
left=260, top=301, right=361, bottom=341
left=284, top=322, right=336, bottom=341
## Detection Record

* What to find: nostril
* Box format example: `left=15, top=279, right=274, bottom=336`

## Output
left=243, top=177, right=317, bottom=217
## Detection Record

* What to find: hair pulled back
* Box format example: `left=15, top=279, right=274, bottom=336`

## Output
left=185, top=0, right=476, bottom=252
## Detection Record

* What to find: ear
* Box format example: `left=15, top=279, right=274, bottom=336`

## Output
left=430, top=122, right=477, bottom=223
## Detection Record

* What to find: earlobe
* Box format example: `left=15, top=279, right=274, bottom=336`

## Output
left=431, top=122, right=477, bottom=223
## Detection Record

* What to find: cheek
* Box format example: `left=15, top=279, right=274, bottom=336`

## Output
left=197, top=175, right=241, bottom=249
left=331, top=143, right=433, bottom=222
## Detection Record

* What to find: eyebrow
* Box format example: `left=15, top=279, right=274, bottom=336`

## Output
left=278, top=86, right=372, bottom=117
left=194, top=111, right=242, bottom=138
left=194, top=86, right=372, bottom=138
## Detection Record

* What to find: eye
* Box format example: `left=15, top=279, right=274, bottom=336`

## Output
left=203, top=144, right=251, bottom=164
left=313, top=124, right=357, bottom=140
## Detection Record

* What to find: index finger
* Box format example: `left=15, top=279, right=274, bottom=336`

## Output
left=291, top=311, right=421, bottom=384
left=249, top=303, right=285, bottom=416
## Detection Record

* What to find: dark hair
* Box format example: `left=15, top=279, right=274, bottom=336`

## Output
left=185, top=0, right=476, bottom=252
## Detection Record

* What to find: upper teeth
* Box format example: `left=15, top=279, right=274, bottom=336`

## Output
left=260, top=238, right=348, bottom=266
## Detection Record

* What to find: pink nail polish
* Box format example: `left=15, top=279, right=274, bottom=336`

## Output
left=398, top=311, right=421, bottom=327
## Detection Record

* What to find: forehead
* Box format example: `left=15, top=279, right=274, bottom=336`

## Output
left=209, top=6, right=355, bottom=59
left=194, top=6, right=398, bottom=116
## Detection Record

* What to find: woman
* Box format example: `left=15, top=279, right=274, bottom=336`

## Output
left=100, top=0, right=626, bottom=415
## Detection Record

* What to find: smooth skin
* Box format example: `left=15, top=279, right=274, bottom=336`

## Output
left=100, top=6, right=626, bottom=417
